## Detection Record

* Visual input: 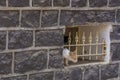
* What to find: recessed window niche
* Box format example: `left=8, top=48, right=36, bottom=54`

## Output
left=63, top=24, right=112, bottom=65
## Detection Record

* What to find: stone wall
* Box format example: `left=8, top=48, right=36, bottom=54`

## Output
left=0, top=0, right=120, bottom=80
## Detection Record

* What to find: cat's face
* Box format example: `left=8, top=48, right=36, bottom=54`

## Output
left=70, top=51, right=77, bottom=60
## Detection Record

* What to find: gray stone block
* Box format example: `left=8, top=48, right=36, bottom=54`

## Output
left=101, top=63, right=119, bottom=80
left=60, top=10, right=95, bottom=26
left=8, top=30, right=33, bottom=49
left=21, top=10, right=40, bottom=28
left=1, top=75, right=27, bottom=80
left=14, top=50, right=47, bottom=73
left=53, top=0, right=70, bottom=7
left=0, top=0, right=6, bottom=6
left=35, top=30, right=63, bottom=47
left=109, top=0, right=120, bottom=7
left=32, top=0, right=52, bottom=7
left=48, top=49, right=63, bottom=69
left=89, top=0, right=107, bottom=7
left=116, top=10, right=120, bottom=22
left=84, top=65, right=99, bottom=80
left=8, top=0, right=29, bottom=7
left=41, top=10, right=58, bottom=27
left=70, top=67, right=83, bottom=80
left=55, top=67, right=83, bottom=80
left=71, top=0, right=87, bottom=7
left=0, top=10, right=19, bottom=27
left=29, top=72, right=54, bottom=80
left=95, top=10, right=115, bottom=22
left=111, top=43, right=120, bottom=61
left=0, top=31, right=6, bottom=51
left=55, top=70, right=70, bottom=80
left=0, top=53, right=12, bottom=74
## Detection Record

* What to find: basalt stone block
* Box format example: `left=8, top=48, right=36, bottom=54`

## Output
left=84, top=65, right=99, bottom=80
left=70, top=67, right=83, bottom=80
left=71, top=0, right=87, bottom=7
left=48, top=49, right=63, bottom=69
left=53, top=0, right=70, bottom=7
left=55, top=70, right=70, bottom=80
left=0, top=31, right=6, bottom=51
left=111, top=43, right=120, bottom=61
left=8, top=30, right=33, bottom=49
left=35, top=30, right=63, bottom=46
left=29, top=72, right=53, bottom=80
left=110, top=32, right=120, bottom=41
left=32, top=0, right=52, bottom=7
left=110, top=25, right=120, bottom=41
left=0, top=10, right=19, bottom=27
left=0, top=0, right=6, bottom=6
left=60, top=10, right=95, bottom=25
left=116, top=10, right=120, bottom=22
left=21, top=10, right=40, bottom=28
left=8, top=0, right=29, bottom=7
left=95, top=10, right=115, bottom=22
left=41, top=10, right=58, bottom=27
left=89, top=0, right=107, bottom=7
left=0, top=53, right=12, bottom=74
left=112, top=25, right=120, bottom=33
left=1, top=75, right=27, bottom=80
left=101, top=63, right=119, bottom=80
left=109, top=0, right=120, bottom=7
left=14, top=50, right=47, bottom=73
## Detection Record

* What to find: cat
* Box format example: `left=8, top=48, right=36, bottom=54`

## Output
left=63, top=48, right=77, bottom=65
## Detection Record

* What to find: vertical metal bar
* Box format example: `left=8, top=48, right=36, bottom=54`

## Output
left=82, top=32, right=85, bottom=61
left=96, top=32, right=99, bottom=60
left=89, top=32, right=92, bottom=60
left=75, top=32, right=78, bottom=61
left=102, top=39, right=106, bottom=60
left=68, top=32, right=71, bottom=50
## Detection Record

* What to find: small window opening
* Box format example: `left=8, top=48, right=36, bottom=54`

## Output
left=63, top=24, right=112, bottom=66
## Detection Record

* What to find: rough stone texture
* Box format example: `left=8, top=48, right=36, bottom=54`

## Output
left=55, top=70, right=70, bottom=80
left=110, top=25, right=120, bottom=41
left=55, top=68, right=82, bottom=80
left=0, top=31, right=6, bottom=51
left=0, top=0, right=6, bottom=6
left=116, top=10, right=120, bottom=22
left=89, top=0, right=107, bottom=7
left=8, top=30, right=33, bottom=49
left=0, top=53, right=12, bottom=74
left=32, top=0, right=52, bottom=7
left=15, top=50, right=47, bottom=73
left=109, top=0, right=120, bottom=7
left=8, top=0, right=29, bottom=7
left=111, top=43, right=120, bottom=61
left=29, top=72, right=54, bottom=80
left=101, top=63, right=119, bottom=80
left=95, top=10, right=115, bottom=22
left=53, top=0, right=70, bottom=7
left=60, top=10, right=96, bottom=26
left=35, top=30, right=63, bottom=47
left=0, top=10, right=19, bottom=27
left=71, top=0, right=87, bottom=7
left=21, top=10, right=40, bottom=28
left=1, top=75, right=27, bottom=80
left=70, top=67, right=83, bottom=80
left=84, top=65, right=99, bottom=80
left=41, top=10, right=58, bottom=27
left=48, top=49, right=63, bottom=69
left=110, top=32, right=120, bottom=41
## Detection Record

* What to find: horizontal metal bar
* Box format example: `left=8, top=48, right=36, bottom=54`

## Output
left=64, top=43, right=105, bottom=47
left=77, top=53, right=106, bottom=57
